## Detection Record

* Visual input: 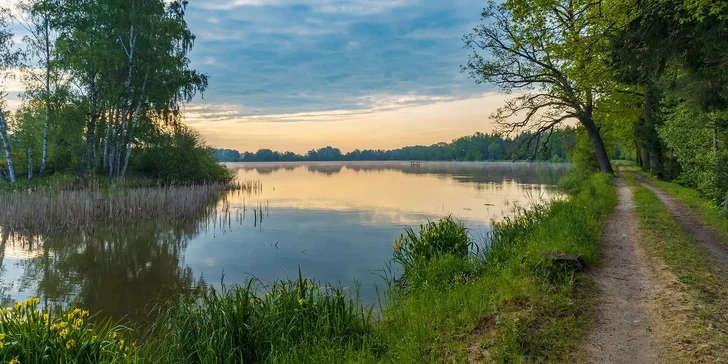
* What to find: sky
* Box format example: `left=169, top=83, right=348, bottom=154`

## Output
left=3, top=0, right=510, bottom=154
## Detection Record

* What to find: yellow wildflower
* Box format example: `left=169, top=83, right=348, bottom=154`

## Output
left=72, top=308, right=81, bottom=316
left=43, top=313, right=49, bottom=324
left=249, top=298, right=255, bottom=305
left=13, top=302, right=21, bottom=311
left=66, top=339, right=76, bottom=349
left=112, top=331, right=117, bottom=339
left=0, top=341, right=4, bottom=350
left=81, top=310, right=89, bottom=317
left=0, top=333, right=5, bottom=341
left=74, top=318, right=83, bottom=329
left=118, top=339, right=125, bottom=349
left=9, top=357, right=19, bottom=364
left=307, top=283, right=314, bottom=290
left=59, top=329, right=69, bottom=339
left=66, top=313, right=73, bottom=321
left=298, top=298, right=304, bottom=305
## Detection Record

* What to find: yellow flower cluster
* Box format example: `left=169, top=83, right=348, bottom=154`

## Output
left=0, top=297, right=138, bottom=362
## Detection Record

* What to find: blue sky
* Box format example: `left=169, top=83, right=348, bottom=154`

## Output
left=178, top=0, right=512, bottom=152
left=5, top=0, right=508, bottom=152
left=185, top=0, right=486, bottom=115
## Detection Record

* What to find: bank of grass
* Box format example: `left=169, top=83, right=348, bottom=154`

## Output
left=622, top=171, right=728, bottom=360
left=615, top=160, right=728, bottom=241
left=1, top=172, right=617, bottom=363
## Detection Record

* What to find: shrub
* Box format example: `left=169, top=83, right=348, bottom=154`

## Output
left=0, top=297, right=134, bottom=363
left=133, top=126, right=233, bottom=185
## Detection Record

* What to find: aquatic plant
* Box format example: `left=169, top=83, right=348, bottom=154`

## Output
left=0, top=179, right=262, bottom=234
left=392, top=216, right=472, bottom=273
left=0, top=297, right=134, bottom=363
left=143, top=271, right=374, bottom=363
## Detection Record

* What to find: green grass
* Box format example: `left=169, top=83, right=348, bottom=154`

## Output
left=353, top=172, right=616, bottom=363
left=0, top=173, right=617, bottom=363
left=616, top=160, right=728, bottom=242
left=0, top=298, right=134, bottom=363
left=138, top=271, right=375, bottom=364
left=623, top=171, right=728, bottom=361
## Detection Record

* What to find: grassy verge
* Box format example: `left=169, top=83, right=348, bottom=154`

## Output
left=0, top=173, right=617, bottom=363
left=615, top=160, right=728, bottom=241
left=623, top=171, right=728, bottom=361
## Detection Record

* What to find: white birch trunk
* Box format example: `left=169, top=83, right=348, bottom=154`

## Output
left=27, top=145, right=32, bottom=181
left=39, top=17, right=51, bottom=176
left=0, top=114, right=16, bottom=183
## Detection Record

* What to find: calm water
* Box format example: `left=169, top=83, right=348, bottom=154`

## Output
left=0, top=162, right=570, bottom=320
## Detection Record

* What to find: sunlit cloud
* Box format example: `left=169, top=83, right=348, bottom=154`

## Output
left=185, top=92, right=512, bottom=153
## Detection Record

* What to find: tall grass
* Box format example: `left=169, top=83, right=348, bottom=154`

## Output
left=0, top=179, right=263, bottom=234
left=392, top=216, right=473, bottom=283
left=141, top=271, right=375, bottom=364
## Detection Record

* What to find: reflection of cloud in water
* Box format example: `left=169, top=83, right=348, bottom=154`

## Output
left=0, top=162, right=570, bottom=318
left=187, top=207, right=492, bottom=303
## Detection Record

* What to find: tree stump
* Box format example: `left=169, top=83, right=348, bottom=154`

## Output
left=544, top=251, right=586, bottom=272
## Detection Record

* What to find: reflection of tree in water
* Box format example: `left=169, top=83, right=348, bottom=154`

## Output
left=305, top=164, right=343, bottom=175
left=233, top=162, right=571, bottom=185
left=0, top=196, right=221, bottom=322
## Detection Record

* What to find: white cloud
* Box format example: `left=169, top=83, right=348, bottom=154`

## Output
left=197, top=0, right=415, bottom=14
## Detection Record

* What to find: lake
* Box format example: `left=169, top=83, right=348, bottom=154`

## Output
left=0, top=162, right=570, bottom=321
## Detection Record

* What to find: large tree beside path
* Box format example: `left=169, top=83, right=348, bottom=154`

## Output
left=464, top=0, right=630, bottom=174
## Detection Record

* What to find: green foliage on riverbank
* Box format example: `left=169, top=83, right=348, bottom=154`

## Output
left=0, top=173, right=615, bottom=363
left=619, top=161, right=728, bottom=241
left=0, top=298, right=134, bottom=363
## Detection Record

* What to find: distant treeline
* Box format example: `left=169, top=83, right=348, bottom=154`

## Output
left=214, top=130, right=578, bottom=162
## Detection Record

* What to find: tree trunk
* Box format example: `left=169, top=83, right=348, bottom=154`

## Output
left=120, top=73, right=148, bottom=179
left=40, top=16, right=51, bottom=177
left=102, top=109, right=113, bottom=171
left=121, top=99, right=143, bottom=179
left=0, top=114, right=16, bottom=183
left=582, top=117, right=614, bottom=174
left=27, top=145, right=33, bottom=181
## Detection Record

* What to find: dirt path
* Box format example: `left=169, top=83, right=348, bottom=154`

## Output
left=634, top=173, right=728, bottom=267
left=585, top=178, right=662, bottom=363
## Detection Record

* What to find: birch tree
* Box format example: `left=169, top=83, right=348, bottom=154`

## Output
left=15, top=0, right=58, bottom=177
left=0, top=7, right=17, bottom=183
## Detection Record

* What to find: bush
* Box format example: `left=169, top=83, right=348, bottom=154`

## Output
left=571, top=131, right=600, bottom=173
left=133, top=126, right=233, bottom=185
left=0, top=297, right=133, bottom=363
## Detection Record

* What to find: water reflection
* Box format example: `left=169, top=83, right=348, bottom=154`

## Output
left=0, top=211, right=213, bottom=321
left=0, top=161, right=571, bottom=321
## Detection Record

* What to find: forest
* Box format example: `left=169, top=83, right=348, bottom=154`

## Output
left=0, top=0, right=230, bottom=185
left=460, top=0, right=728, bottom=208
left=213, top=129, right=586, bottom=162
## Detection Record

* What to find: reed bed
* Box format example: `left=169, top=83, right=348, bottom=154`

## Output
left=0, top=180, right=262, bottom=233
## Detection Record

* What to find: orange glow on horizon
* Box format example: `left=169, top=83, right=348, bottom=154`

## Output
left=185, top=93, right=513, bottom=154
